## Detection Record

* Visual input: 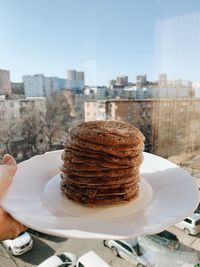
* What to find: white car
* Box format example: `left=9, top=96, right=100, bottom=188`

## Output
left=2, top=231, right=33, bottom=256
left=76, top=250, right=111, bottom=267
left=37, top=252, right=77, bottom=267
left=103, top=239, right=156, bottom=267
left=175, top=213, right=200, bottom=235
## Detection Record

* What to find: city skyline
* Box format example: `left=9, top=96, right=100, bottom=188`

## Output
left=1, top=0, right=200, bottom=85
left=4, top=68, right=200, bottom=86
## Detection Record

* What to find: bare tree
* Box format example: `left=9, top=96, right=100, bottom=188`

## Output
left=43, top=92, right=71, bottom=150
left=0, top=117, right=22, bottom=157
left=0, top=92, right=72, bottom=161
left=20, top=108, right=46, bottom=159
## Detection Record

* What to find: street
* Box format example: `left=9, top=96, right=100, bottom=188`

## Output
left=0, top=226, right=200, bottom=267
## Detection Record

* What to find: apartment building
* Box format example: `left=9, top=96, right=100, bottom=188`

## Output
left=116, top=76, right=128, bottom=86
left=84, top=98, right=200, bottom=158
left=67, top=69, right=84, bottom=90
left=84, top=101, right=106, bottom=121
left=23, top=74, right=69, bottom=97
left=0, top=69, right=11, bottom=95
left=0, top=96, right=46, bottom=121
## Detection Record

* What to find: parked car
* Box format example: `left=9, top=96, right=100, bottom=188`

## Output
left=76, top=250, right=111, bottom=267
left=194, top=203, right=200, bottom=215
left=37, top=252, right=77, bottom=267
left=147, top=230, right=180, bottom=250
left=175, top=214, right=200, bottom=235
left=103, top=239, right=156, bottom=267
left=2, top=231, right=33, bottom=256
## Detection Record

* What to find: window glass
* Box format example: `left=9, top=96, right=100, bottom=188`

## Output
left=184, top=218, right=192, bottom=224
left=115, top=241, right=133, bottom=253
left=1, top=1, right=200, bottom=266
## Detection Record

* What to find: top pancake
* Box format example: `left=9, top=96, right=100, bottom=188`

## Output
left=69, top=120, right=145, bottom=147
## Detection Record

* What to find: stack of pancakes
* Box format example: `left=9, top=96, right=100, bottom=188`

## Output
left=60, top=120, right=145, bottom=207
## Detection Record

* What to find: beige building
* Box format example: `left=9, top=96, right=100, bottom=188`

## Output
left=84, top=98, right=200, bottom=158
left=0, top=96, right=46, bottom=122
left=0, top=69, right=11, bottom=95
left=84, top=101, right=106, bottom=121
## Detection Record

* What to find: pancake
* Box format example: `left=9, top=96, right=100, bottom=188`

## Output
left=61, top=173, right=139, bottom=185
left=62, top=149, right=143, bottom=166
left=61, top=184, right=139, bottom=207
left=61, top=173, right=140, bottom=186
left=65, top=135, right=144, bottom=158
left=69, top=120, right=145, bottom=146
left=62, top=150, right=143, bottom=167
left=60, top=120, right=144, bottom=207
left=60, top=165, right=140, bottom=177
left=62, top=160, right=132, bottom=171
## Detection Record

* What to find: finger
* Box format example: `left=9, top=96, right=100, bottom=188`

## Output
left=2, top=154, right=17, bottom=178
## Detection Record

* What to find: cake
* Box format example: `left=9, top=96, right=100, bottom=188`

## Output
left=60, top=120, right=145, bottom=207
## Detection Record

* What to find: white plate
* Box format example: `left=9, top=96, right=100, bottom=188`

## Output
left=1, top=150, right=199, bottom=239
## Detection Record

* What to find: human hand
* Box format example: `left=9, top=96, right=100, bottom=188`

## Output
left=0, top=154, right=27, bottom=240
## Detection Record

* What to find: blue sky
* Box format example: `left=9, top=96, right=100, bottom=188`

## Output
left=0, top=0, right=200, bottom=85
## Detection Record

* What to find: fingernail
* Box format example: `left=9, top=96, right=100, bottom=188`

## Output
left=2, top=154, right=16, bottom=165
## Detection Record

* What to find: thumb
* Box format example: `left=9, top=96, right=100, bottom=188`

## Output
left=2, top=154, right=17, bottom=178
left=0, top=154, right=17, bottom=199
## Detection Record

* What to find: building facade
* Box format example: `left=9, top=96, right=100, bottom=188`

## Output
left=67, top=69, right=84, bottom=90
left=0, top=69, right=11, bottom=95
left=0, top=96, right=46, bottom=121
left=84, top=101, right=106, bottom=122
left=84, top=98, right=200, bottom=158
left=23, top=74, right=68, bottom=97
left=116, top=76, right=128, bottom=86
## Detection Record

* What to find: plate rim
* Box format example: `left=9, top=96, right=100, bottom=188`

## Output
left=1, top=150, right=199, bottom=239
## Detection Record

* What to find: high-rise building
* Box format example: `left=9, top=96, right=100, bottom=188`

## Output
left=67, top=70, right=77, bottom=80
left=23, top=74, right=50, bottom=97
left=136, top=75, right=147, bottom=88
left=116, top=76, right=128, bottom=86
left=23, top=74, right=68, bottom=97
left=158, top=74, right=167, bottom=88
left=0, top=69, right=11, bottom=95
left=66, top=69, right=84, bottom=90
left=76, top=71, right=84, bottom=82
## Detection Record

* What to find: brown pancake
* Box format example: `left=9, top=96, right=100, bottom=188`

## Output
left=61, top=120, right=144, bottom=207
left=61, top=173, right=139, bottom=185
left=69, top=120, right=145, bottom=146
left=62, top=150, right=143, bottom=167
left=60, top=165, right=140, bottom=177
left=64, top=135, right=144, bottom=158
left=61, top=184, right=139, bottom=207
left=62, top=183, right=138, bottom=197
left=62, top=160, right=132, bottom=171
left=62, top=149, right=143, bottom=166
left=61, top=175, right=140, bottom=188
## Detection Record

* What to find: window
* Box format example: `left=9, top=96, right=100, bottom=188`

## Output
left=115, top=241, right=133, bottom=253
left=132, top=243, right=143, bottom=256
left=184, top=218, right=192, bottom=224
left=1, top=2, right=200, bottom=266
